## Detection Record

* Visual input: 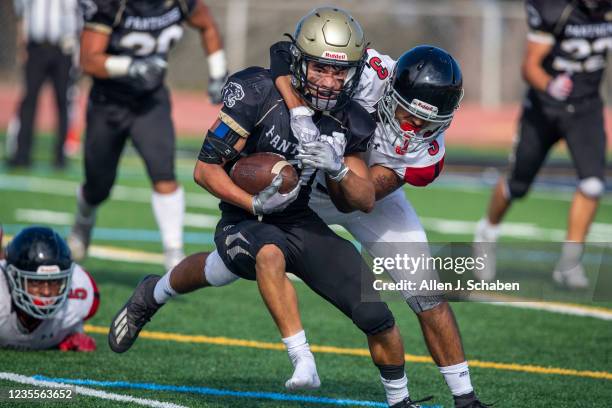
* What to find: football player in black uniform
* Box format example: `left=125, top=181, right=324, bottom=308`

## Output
left=108, top=8, right=429, bottom=408
left=475, top=0, right=611, bottom=289
left=68, top=0, right=227, bottom=270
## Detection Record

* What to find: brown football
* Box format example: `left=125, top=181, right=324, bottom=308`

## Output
left=230, top=152, right=298, bottom=194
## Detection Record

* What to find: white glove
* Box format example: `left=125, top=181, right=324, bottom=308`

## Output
left=546, top=73, right=573, bottom=101
left=296, top=140, right=349, bottom=182
left=320, top=132, right=347, bottom=157
left=128, top=56, right=167, bottom=91
left=252, top=174, right=301, bottom=215
left=290, top=107, right=319, bottom=145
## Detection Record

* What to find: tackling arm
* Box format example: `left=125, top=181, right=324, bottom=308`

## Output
left=326, top=153, right=375, bottom=213
left=369, top=164, right=403, bottom=201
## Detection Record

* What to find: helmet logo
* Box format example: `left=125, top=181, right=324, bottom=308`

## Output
left=410, top=99, right=439, bottom=119
left=36, top=265, right=61, bottom=274
left=321, top=51, right=348, bottom=61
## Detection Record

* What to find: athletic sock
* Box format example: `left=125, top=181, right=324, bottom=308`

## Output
left=475, top=218, right=500, bottom=242
left=282, top=330, right=320, bottom=390
left=439, top=361, right=474, bottom=397
left=556, top=241, right=584, bottom=271
left=153, top=271, right=177, bottom=305
left=378, top=365, right=409, bottom=406
left=151, top=187, right=185, bottom=266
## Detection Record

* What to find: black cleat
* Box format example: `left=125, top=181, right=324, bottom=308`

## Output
left=454, top=392, right=494, bottom=408
left=108, top=275, right=162, bottom=353
left=390, top=396, right=434, bottom=408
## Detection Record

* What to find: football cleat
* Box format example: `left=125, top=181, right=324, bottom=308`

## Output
left=390, top=395, right=433, bottom=408
left=553, top=263, right=589, bottom=290
left=108, top=275, right=162, bottom=353
left=454, top=391, right=494, bottom=408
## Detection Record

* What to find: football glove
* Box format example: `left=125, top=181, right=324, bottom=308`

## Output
left=208, top=74, right=228, bottom=104
left=290, top=106, right=319, bottom=145
left=296, top=140, right=349, bottom=182
left=58, top=332, right=96, bottom=352
left=546, top=73, right=573, bottom=101
left=252, top=174, right=301, bottom=215
left=128, top=56, right=167, bottom=92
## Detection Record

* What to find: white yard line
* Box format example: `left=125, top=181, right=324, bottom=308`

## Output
left=0, top=372, right=187, bottom=408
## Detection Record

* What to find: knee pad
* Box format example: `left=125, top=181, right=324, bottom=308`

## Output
left=578, top=177, right=604, bottom=199
left=351, top=303, right=396, bottom=335
left=406, top=295, right=444, bottom=314
left=506, top=178, right=530, bottom=200
left=204, top=250, right=240, bottom=287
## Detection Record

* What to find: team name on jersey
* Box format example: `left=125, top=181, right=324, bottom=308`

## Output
left=267, top=125, right=300, bottom=155
left=564, top=22, right=612, bottom=38
left=124, top=7, right=182, bottom=30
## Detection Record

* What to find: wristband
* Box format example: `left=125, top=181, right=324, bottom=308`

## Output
left=328, top=163, right=349, bottom=182
left=104, top=55, right=132, bottom=77
left=290, top=106, right=314, bottom=118
left=207, top=49, right=228, bottom=80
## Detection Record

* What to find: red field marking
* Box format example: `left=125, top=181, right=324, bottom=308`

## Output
left=0, top=83, right=610, bottom=149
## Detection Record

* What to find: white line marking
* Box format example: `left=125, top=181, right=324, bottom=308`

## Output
left=485, top=301, right=612, bottom=321
left=0, top=372, right=187, bottom=408
left=0, top=175, right=218, bottom=209
left=15, top=209, right=73, bottom=225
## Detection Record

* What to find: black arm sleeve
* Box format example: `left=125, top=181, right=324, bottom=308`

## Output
left=269, top=41, right=292, bottom=81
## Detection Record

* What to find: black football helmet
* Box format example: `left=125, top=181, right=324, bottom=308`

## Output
left=3, top=226, right=74, bottom=319
left=378, top=45, right=463, bottom=153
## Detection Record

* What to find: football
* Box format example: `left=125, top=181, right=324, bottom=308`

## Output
left=230, top=152, right=298, bottom=194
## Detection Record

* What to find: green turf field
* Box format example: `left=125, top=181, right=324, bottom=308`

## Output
left=0, top=134, right=611, bottom=407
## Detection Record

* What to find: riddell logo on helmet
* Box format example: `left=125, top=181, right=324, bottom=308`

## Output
left=37, top=265, right=61, bottom=274
left=322, top=51, right=348, bottom=61
left=411, top=99, right=439, bottom=117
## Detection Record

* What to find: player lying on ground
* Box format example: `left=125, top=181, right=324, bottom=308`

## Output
left=473, top=0, right=610, bottom=289
left=68, top=0, right=228, bottom=270
left=109, top=8, right=432, bottom=408
left=0, top=226, right=99, bottom=351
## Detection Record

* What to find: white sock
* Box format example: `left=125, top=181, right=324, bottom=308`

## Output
left=76, top=187, right=97, bottom=224
left=152, top=187, right=185, bottom=253
left=153, top=271, right=177, bottom=304
left=475, top=217, right=500, bottom=242
left=439, top=361, right=473, bottom=396
left=282, top=330, right=320, bottom=390
left=556, top=241, right=584, bottom=271
left=380, top=374, right=409, bottom=406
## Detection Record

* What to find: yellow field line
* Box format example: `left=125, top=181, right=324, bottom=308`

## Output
left=85, top=324, right=611, bottom=381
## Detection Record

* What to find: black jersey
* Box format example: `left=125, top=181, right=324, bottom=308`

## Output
left=83, top=0, right=196, bottom=102
left=209, top=67, right=375, bottom=224
left=525, top=0, right=612, bottom=106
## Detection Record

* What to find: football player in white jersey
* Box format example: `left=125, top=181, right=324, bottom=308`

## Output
left=0, top=226, right=99, bottom=351
left=275, top=45, right=488, bottom=408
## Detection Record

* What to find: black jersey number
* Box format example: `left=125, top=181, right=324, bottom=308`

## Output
left=119, top=24, right=184, bottom=56
left=554, top=37, right=612, bottom=73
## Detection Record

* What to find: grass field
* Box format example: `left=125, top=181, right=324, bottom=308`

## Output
left=0, top=134, right=611, bottom=408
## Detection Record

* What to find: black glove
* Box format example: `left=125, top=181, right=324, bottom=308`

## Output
left=208, top=74, right=228, bottom=104
left=127, top=56, right=167, bottom=92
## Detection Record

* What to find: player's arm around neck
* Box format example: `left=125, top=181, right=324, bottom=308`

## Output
left=326, top=153, right=375, bottom=213
left=522, top=39, right=554, bottom=92
left=369, top=164, right=403, bottom=201
left=193, top=137, right=255, bottom=214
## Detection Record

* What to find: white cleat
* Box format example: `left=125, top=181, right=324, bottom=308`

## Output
left=164, top=248, right=185, bottom=271
left=553, top=263, right=589, bottom=290
left=472, top=218, right=499, bottom=282
left=284, top=356, right=321, bottom=391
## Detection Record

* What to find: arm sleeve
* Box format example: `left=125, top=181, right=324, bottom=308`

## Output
left=217, top=76, right=260, bottom=138
left=269, top=41, right=293, bottom=80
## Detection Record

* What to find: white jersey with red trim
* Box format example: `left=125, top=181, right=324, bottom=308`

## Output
left=0, top=261, right=99, bottom=350
left=354, top=48, right=396, bottom=114
left=367, top=125, right=446, bottom=184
